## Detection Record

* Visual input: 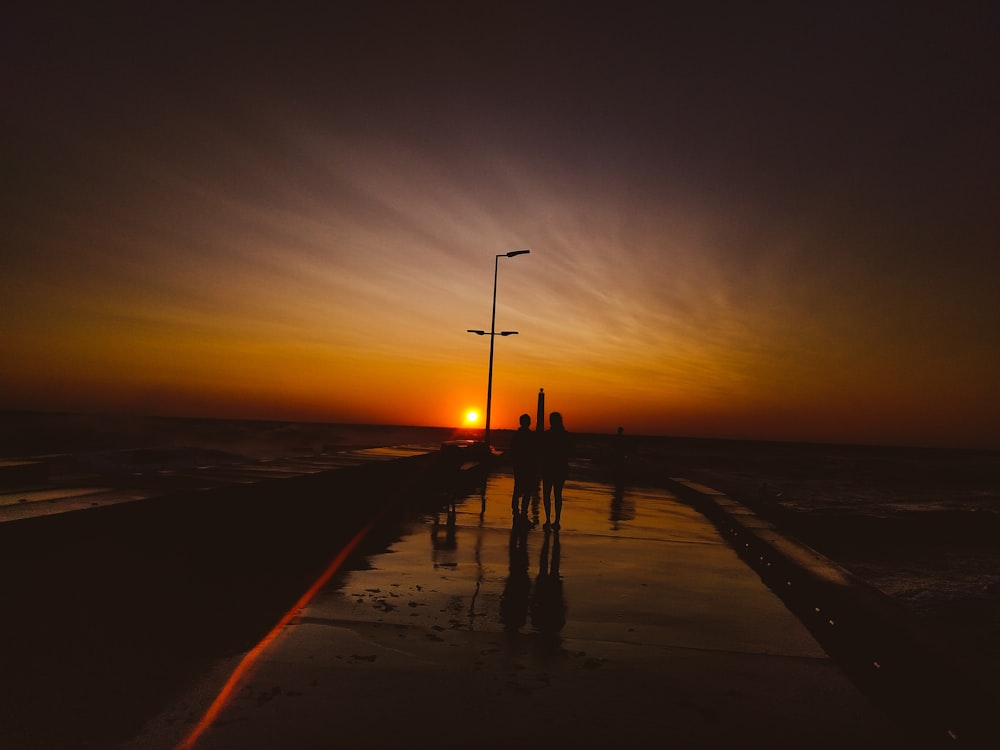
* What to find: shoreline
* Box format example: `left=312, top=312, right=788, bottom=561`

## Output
left=642, top=461, right=1000, bottom=705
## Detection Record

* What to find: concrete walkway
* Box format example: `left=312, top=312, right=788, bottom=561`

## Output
left=126, top=471, right=906, bottom=749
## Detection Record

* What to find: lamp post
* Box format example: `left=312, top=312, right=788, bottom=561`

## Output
left=467, top=249, right=530, bottom=451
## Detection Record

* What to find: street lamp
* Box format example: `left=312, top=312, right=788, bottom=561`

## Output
left=467, top=249, right=530, bottom=451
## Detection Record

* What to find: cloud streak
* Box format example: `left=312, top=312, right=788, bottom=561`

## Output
left=3, top=4, right=998, bottom=448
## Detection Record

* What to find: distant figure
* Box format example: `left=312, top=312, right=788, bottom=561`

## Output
left=509, top=413, right=540, bottom=520
left=540, top=411, right=572, bottom=530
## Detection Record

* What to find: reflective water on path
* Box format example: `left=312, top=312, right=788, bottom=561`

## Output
left=310, top=471, right=822, bottom=658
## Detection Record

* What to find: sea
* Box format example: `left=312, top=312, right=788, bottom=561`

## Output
left=2, top=411, right=998, bottom=683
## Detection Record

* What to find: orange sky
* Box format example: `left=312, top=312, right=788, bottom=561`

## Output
left=3, top=5, right=999, bottom=449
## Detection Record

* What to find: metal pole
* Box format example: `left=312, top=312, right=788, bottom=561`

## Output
left=469, top=249, right=528, bottom=450
left=484, top=253, right=500, bottom=449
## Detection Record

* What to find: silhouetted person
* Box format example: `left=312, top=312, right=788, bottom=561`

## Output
left=541, top=411, right=572, bottom=530
left=509, top=413, right=539, bottom=521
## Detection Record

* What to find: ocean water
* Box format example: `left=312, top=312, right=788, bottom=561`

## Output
left=594, top=434, right=1000, bottom=685
left=3, top=412, right=997, bottom=680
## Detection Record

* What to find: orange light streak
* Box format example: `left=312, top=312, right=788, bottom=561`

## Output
left=174, top=511, right=385, bottom=750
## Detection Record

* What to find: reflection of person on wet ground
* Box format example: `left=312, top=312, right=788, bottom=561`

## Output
left=611, top=425, right=630, bottom=486
left=541, top=411, right=572, bottom=530
left=610, top=482, right=626, bottom=531
left=430, top=503, right=458, bottom=568
left=530, top=528, right=565, bottom=645
left=609, top=482, right=636, bottom=531
left=499, top=523, right=531, bottom=633
left=509, top=413, right=539, bottom=523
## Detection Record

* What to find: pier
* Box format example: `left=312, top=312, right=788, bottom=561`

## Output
left=0, top=440, right=994, bottom=749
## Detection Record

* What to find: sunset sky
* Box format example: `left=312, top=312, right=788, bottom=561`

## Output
left=4, top=4, right=998, bottom=448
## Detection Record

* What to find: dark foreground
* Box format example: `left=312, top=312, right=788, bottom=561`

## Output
left=126, top=472, right=912, bottom=750
left=0, top=444, right=475, bottom=749
left=1, top=413, right=997, bottom=748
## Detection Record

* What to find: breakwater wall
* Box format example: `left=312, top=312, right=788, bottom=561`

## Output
left=0, top=449, right=482, bottom=750
left=665, top=476, right=997, bottom=749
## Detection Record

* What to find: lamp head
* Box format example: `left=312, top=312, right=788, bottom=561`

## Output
left=506, top=249, right=530, bottom=257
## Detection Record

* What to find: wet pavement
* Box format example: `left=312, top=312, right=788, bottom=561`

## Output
left=125, top=470, right=906, bottom=749
left=0, top=443, right=455, bottom=750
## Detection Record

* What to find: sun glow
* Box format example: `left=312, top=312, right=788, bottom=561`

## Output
left=465, top=410, right=479, bottom=425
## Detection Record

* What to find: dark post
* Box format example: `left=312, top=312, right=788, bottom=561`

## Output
left=477, top=249, right=529, bottom=450
left=536, top=388, right=545, bottom=432
left=484, top=253, right=500, bottom=449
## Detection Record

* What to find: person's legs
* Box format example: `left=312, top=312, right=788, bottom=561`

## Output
left=523, top=471, right=538, bottom=514
left=513, top=472, right=529, bottom=513
left=542, top=476, right=553, bottom=527
left=553, top=476, right=566, bottom=528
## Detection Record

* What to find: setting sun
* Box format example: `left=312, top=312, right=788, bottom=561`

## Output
left=465, top=410, right=479, bottom=425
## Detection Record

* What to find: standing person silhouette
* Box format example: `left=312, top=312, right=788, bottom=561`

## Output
left=541, top=411, right=572, bottom=530
left=509, top=413, right=539, bottom=521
